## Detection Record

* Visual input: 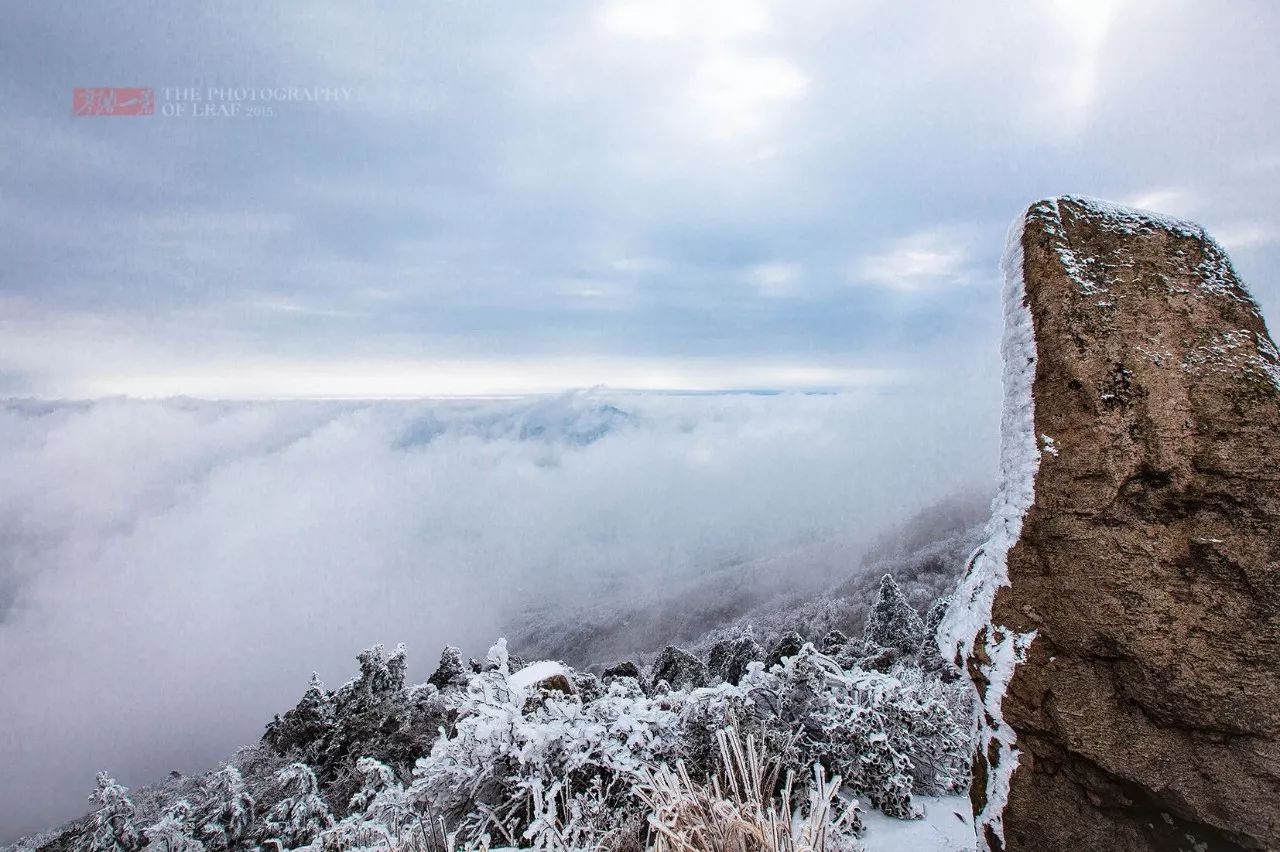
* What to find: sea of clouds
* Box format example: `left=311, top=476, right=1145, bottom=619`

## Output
left=0, top=389, right=996, bottom=840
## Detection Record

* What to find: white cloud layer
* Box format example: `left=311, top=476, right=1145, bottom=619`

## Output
left=0, top=389, right=996, bottom=839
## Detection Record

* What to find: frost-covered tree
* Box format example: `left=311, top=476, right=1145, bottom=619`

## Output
left=144, top=801, right=203, bottom=852
left=354, top=643, right=406, bottom=696
left=263, top=763, right=333, bottom=848
left=348, top=757, right=411, bottom=834
left=78, top=772, right=139, bottom=852
left=194, top=766, right=254, bottom=851
left=426, top=645, right=467, bottom=691
left=384, top=644, right=408, bottom=693
left=262, top=673, right=334, bottom=757
left=864, top=574, right=925, bottom=656
left=917, top=594, right=959, bottom=679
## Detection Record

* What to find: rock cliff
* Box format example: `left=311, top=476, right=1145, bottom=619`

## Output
left=947, top=196, right=1280, bottom=851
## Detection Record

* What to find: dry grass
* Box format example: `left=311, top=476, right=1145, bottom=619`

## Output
left=632, top=730, right=860, bottom=852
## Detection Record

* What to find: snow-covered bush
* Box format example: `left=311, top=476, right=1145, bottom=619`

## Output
left=409, top=642, right=682, bottom=848
left=62, top=589, right=970, bottom=852
left=193, top=766, right=254, bottom=851
left=399, top=630, right=968, bottom=849
left=263, top=764, right=333, bottom=849
left=680, top=645, right=970, bottom=820
left=143, top=801, right=203, bottom=852
left=79, top=773, right=141, bottom=852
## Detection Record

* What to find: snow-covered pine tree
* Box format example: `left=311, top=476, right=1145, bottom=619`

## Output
left=863, top=573, right=925, bottom=656
left=194, top=766, right=254, bottom=852
left=262, top=673, right=334, bottom=757
left=917, top=594, right=958, bottom=679
left=263, top=763, right=334, bottom=848
left=426, top=645, right=467, bottom=691
left=143, top=801, right=204, bottom=852
left=78, top=772, right=140, bottom=852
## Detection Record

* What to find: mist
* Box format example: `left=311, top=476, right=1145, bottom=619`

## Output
left=0, top=386, right=994, bottom=840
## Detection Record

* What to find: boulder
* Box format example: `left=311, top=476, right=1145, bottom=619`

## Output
left=948, top=197, right=1280, bottom=851
left=649, top=646, right=708, bottom=691
left=818, top=629, right=851, bottom=656
left=602, top=660, right=643, bottom=683
left=764, top=631, right=805, bottom=669
left=707, top=634, right=765, bottom=685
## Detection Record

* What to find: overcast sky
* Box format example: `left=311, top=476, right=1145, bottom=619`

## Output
left=2, top=0, right=1278, bottom=397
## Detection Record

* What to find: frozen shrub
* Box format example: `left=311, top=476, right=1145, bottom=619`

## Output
left=602, top=660, right=641, bottom=679
left=818, top=629, right=850, bottom=656
left=633, top=728, right=862, bottom=852
left=571, top=670, right=605, bottom=704
left=408, top=642, right=682, bottom=848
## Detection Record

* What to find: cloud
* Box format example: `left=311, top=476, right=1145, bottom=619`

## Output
left=1120, top=187, right=1197, bottom=217
left=1047, top=0, right=1126, bottom=119
left=0, top=390, right=998, bottom=839
left=852, top=231, right=974, bottom=292
left=599, top=0, right=770, bottom=41
left=1212, top=222, right=1277, bottom=251
left=744, top=261, right=803, bottom=298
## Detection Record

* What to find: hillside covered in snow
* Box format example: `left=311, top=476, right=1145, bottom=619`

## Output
left=11, top=574, right=973, bottom=852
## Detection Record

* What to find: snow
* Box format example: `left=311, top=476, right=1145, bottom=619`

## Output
left=938, top=203, right=1041, bottom=852
left=861, top=794, right=976, bottom=852
left=1045, top=195, right=1256, bottom=307
left=508, top=660, right=571, bottom=693
left=1058, top=194, right=1206, bottom=240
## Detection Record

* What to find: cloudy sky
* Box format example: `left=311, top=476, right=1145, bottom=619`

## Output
left=2, top=0, right=1277, bottom=397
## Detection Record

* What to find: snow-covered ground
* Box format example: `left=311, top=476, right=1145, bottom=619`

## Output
left=862, top=794, right=975, bottom=852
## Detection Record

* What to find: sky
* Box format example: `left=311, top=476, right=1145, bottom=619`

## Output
left=1, top=0, right=1277, bottom=397
left=2, top=0, right=1280, bottom=842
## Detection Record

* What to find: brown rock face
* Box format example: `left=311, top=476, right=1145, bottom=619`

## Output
left=971, top=197, right=1280, bottom=851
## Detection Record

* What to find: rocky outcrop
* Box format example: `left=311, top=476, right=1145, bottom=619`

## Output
left=649, top=645, right=708, bottom=691
left=951, top=196, right=1280, bottom=851
left=707, top=634, right=765, bottom=685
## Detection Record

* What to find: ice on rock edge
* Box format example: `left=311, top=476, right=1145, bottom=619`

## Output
left=938, top=204, right=1040, bottom=852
